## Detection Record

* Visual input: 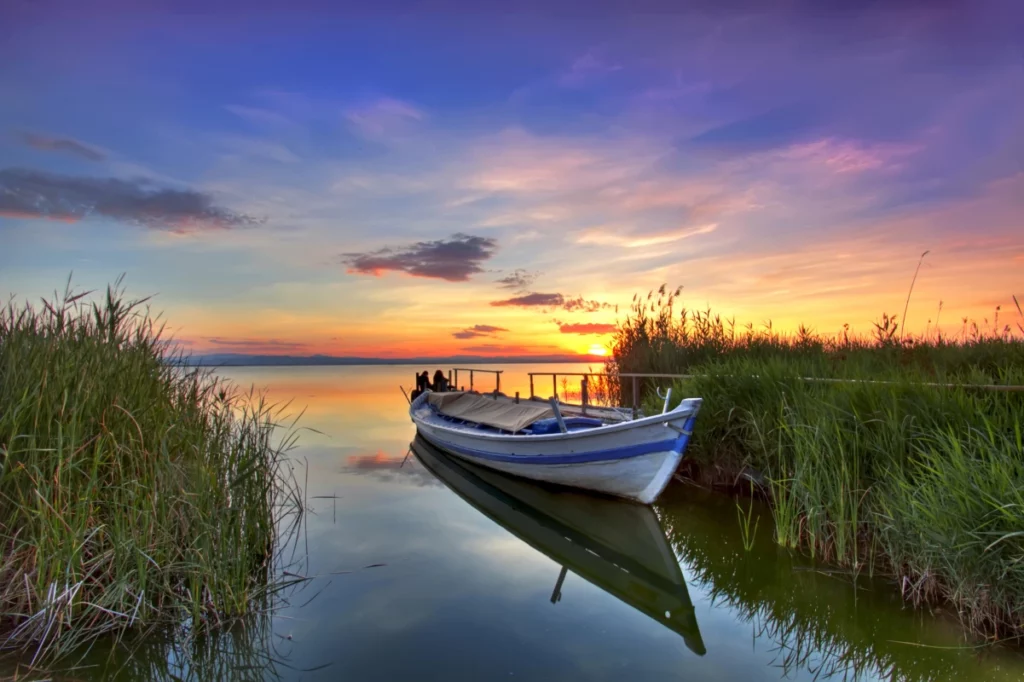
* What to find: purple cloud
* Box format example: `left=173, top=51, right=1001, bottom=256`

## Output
left=562, top=296, right=615, bottom=313
left=491, top=292, right=614, bottom=312
left=452, top=324, right=510, bottom=339
left=343, top=233, right=497, bottom=282
left=491, top=292, right=565, bottom=307
left=20, top=132, right=105, bottom=162
left=0, top=168, right=262, bottom=231
left=495, top=269, right=539, bottom=290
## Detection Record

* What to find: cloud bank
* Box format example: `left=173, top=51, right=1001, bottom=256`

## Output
left=0, top=168, right=262, bottom=230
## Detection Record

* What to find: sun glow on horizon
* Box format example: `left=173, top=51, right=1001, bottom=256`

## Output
left=588, top=344, right=609, bottom=356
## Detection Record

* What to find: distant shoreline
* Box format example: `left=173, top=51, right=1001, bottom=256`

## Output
left=177, top=354, right=608, bottom=368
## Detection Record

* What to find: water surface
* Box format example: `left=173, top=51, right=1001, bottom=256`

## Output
left=64, top=365, right=1024, bottom=680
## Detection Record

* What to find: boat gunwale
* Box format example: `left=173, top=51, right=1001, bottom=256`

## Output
left=411, top=390, right=701, bottom=444
left=418, top=428, right=691, bottom=465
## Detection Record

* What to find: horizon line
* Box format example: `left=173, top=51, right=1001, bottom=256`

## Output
left=178, top=352, right=610, bottom=367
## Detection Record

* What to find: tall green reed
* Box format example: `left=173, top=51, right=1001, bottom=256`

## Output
left=0, top=279, right=303, bottom=664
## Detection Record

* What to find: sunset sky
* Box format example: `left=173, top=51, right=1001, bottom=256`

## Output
left=1, top=1, right=1021, bottom=358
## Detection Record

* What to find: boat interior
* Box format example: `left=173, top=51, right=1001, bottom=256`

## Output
left=409, top=367, right=636, bottom=435
left=425, top=391, right=609, bottom=434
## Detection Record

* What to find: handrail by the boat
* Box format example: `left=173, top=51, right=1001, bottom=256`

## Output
left=527, top=371, right=1024, bottom=390
left=452, top=367, right=503, bottom=393
left=527, top=369, right=1024, bottom=418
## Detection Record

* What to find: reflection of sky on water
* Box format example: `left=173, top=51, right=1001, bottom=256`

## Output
left=73, top=364, right=1023, bottom=681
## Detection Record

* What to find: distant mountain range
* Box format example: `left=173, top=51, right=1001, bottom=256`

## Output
left=179, top=353, right=609, bottom=367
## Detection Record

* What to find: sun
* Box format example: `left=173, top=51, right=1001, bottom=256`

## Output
left=588, top=344, right=609, bottom=356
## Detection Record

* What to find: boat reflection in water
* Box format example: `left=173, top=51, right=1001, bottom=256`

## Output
left=411, top=435, right=706, bottom=657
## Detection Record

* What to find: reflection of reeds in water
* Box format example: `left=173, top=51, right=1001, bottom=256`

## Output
left=656, top=488, right=1022, bottom=682
left=78, top=616, right=286, bottom=682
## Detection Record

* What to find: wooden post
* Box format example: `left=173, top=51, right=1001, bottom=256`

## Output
left=631, top=376, right=639, bottom=419
left=581, top=377, right=589, bottom=415
left=448, top=369, right=453, bottom=391
left=496, top=373, right=501, bottom=393
left=515, top=391, right=520, bottom=404
left=529, top=375, right=534, bottom=399
left=548, top=397, right=568, bottom=433
left=552, top=375, right=557, bottom=400
left=454, top=369, right=459, bottom=391
left=470, top=370, right=474, bottom=391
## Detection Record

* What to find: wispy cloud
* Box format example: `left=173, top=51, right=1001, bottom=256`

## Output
left=452, top=324, right=509, bottom=339
left=490, top=292, right=565, bottom=307
left=458, top=343, right=569, bottom=355
left=0, top=168, right=262, bottom=231
left=218, top=136, right=299, bottom=164
left=342, top=233, right=497, bottom=282
left=19, top=132, right=105, bottom=162
left=490, top=292, right=614, bottom=312
left=778, top=138, right=920, bottom=175
left=345, top=97, right=424, bottom=141
left=204, top=338, right=310, bottom=351
left=576, top=223, right=719, bottom=248
left=224, top=104, right=292, bottom=128
left=559, top=49, right=622, bottom=87
left=563, top=296, right=616, bottom=313
left=558, top=322, right=617, bottom=335
left=494, top=269, right=538, bottom=291
left=463, top=128, right=654, bottom=196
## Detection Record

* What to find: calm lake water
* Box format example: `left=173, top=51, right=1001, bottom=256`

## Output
left=60, top=365, right=1024, bottom=680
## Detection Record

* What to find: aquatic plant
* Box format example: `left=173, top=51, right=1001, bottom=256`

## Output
left=0, top=279, right=303, bottom=665
left=611, top=286, right=1024, bottom=640
left=735, top=483, right=761, bottom=553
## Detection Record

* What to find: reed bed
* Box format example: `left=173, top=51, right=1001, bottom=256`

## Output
left=0, top=280, right=303, bottom=666
left=610, top=286, right=1024, bottom=640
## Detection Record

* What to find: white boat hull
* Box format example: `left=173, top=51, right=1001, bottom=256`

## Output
left=410, top=392, right=701, bottom=504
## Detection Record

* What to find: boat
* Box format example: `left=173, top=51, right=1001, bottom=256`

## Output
left=411, top=435, right=706, bottom=656
left=408, top=388, right=702, bottom=504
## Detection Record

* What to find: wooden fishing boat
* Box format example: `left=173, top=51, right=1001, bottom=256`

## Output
left=409, top=389, right=701, bottom=504
left=411, top=435, right=706, bottom=656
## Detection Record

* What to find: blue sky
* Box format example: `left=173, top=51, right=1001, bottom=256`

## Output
left=1, top=1, right=1021, bottom=356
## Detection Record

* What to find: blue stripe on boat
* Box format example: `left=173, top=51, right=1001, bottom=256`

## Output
left=424, top=415, right=698, bottom=465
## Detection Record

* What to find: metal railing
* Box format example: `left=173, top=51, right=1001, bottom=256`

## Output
left=452, top=367, right=502, bottom=393
left=528, top=371, right=690, bottom=415
left=528, top=370, right=1024, bottom=416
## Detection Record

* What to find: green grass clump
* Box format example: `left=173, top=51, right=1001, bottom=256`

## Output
left=609, top=286, right=1024, bottom=639
left=0, top=281, right=302, bottom=664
